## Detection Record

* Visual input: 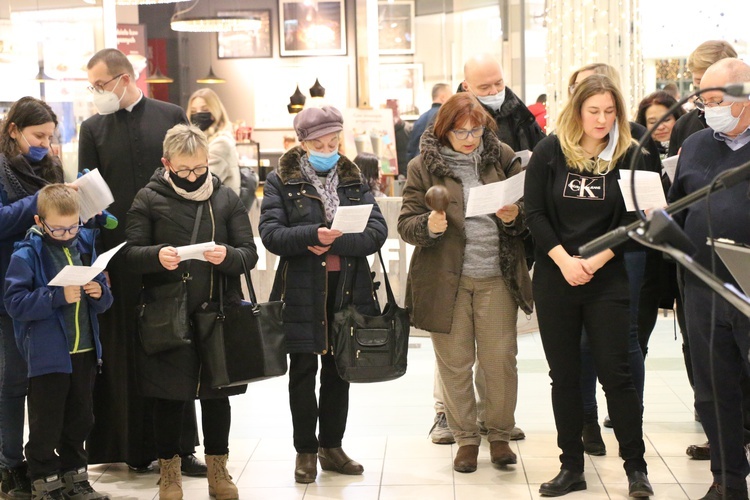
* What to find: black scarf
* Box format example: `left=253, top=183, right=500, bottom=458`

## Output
left=0, top=154, right=62, bottom=203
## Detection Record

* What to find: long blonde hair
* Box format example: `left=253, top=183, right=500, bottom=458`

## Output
left=557, top=74, right=632, bottom=174
left=187, top=88, right=232, bottom=140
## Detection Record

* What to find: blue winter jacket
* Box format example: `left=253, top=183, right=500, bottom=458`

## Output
left=4, top=227, right=113, bottom=377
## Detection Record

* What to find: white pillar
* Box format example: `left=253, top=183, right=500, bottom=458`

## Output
left=545, top=0, right=643, bottom=131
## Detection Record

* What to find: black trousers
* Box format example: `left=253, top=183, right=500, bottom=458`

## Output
left=533, top=260, right=647, bottom=475
left=153, top=398, right=231, bottom=460
left=26, top=351, right=97, bottom=479
left=288, top=271, right=350, bottom=454
left=684, top=284, right=750, bottom=490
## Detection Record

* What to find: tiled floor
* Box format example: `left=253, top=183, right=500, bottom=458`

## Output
left=86, top=314, right=749, bottom=499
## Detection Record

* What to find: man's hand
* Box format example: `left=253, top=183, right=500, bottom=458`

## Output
left=307, top=245, right=331, bottom=255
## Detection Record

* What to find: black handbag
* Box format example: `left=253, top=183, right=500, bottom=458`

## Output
left=136, top=204, right=203, bottom=356
left=194, top=257, right=287, bottom=388
left=330, top=250, right=410, bottom=383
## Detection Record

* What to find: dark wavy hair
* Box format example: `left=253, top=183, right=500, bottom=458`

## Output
left=0, top=97, right=62, bottom=181
left=635, top=91, right=685, bottom=128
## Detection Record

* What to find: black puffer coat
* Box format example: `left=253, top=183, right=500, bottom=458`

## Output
left=122, top=169, right=258, bottom=400
left=259, top=147, right=388, bottom=354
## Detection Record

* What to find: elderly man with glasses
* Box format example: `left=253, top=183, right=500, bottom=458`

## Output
left=668, top=57, right=750, bottom=500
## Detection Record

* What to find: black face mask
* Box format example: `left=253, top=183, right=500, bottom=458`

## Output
left=43, top=233, right=78, bottom=249
left=190, top=112, right=215, bottom=132
left=169, top=169, right=209, bottom=192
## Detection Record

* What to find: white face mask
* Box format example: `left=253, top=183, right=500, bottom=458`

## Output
left=704, top=104, right=744, bottom=134
left=92, top=76, right=125, bottom=115
left=475, top=88, right=506, bottom=111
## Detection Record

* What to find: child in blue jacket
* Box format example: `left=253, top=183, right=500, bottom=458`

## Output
left=4, top=184, right=113, bottom=500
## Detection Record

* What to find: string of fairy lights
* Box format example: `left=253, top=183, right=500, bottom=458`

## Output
left=544, top=0, right=644, bottom=132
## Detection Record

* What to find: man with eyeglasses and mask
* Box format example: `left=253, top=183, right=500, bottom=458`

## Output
left=458, top=53, right=545, bottom=153
left=668, top=58, right=750, bottom=500
left=77, top=48, right=208, bottom=478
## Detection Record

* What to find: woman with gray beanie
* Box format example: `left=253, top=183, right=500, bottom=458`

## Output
left=258, top=106, right=387, bottom=484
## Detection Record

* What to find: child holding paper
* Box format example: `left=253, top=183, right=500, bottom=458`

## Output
left=3, top=184, right=112, bottom=500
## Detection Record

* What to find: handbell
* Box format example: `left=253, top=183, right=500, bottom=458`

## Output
left=425, top=185, right=450, bottom=212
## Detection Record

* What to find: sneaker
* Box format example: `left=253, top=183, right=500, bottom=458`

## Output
left=2, top=465, right=31, bottom=500
left=30, top=476, right=64, bottom=500
left=61, top=469, right=109, bottom=500
left=429, top=413, right=455, bottom=444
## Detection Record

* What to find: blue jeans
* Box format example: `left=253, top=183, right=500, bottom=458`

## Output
left=0, top=314, right=28, bottom=469
left=581, top=251, right=646, bottom=414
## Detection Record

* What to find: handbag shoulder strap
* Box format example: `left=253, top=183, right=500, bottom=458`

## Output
left=183, top=202, right=204, bottom=278
left=345, top=250, right=396, bottom=306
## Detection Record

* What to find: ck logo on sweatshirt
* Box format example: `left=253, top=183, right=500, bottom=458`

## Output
left=563, top=172, right=605, bottom=200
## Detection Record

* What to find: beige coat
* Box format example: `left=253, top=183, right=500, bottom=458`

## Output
left=397, top=127, right=533, bottom=334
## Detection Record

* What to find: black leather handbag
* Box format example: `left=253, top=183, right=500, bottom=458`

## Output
left=330, top=250, right=410, bottom=383
left=194, top=257, right=287, bottom=388
left=137, top=204, right=204, bottom=356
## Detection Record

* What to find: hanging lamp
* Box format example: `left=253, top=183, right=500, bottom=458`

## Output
left=287, top=86, right=306, bottom=114
left=171, top=0, right=262, bottom=32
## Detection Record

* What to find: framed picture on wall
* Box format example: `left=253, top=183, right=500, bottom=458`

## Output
left=378, top=63, right=423, bottom=116
left=378, top=1, right=414, bottom=55
left=279, top=0, right=346, bottom=56
left=217, top=10, right=272, bottom=59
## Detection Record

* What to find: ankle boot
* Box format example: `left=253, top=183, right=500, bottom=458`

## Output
left=582, top=410, right=606, bottom=456
left=157, top=456, right=182, bottom=500
left=205, top=455, right=238, bottom=500
left=4, top=464, right=31, bottom=500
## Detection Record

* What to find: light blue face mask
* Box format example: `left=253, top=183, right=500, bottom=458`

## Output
left=308, top=149, right=340, bottom=172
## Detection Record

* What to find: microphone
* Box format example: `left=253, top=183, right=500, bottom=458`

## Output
left=723, top=83, right=750, bottom=99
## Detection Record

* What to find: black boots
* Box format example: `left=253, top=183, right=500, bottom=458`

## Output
left=539, top=469, right=587, bottom=496
left=1, top=465, right=31, bottom=500
left=582, top=410, right=606, bottom=456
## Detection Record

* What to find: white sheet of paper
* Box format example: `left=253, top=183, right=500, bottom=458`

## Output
left=176, top=241, right=216, bottom=262
left=331, top=205, right=373, bottom=233
left=73, top=169, right=115, bottom=223
left=617, top=170, right=668, bottom=212
left=47, top=242, right=126, bottom=287
left=662, top=155, right=679, bottom=183
left=465, top=171, right=526, bottom=218
left=513, top=150, right=532, bottom=167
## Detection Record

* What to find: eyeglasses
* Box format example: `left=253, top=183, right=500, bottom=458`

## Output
left=87, top=73, right=125, bottom=94
left=694, top=97, right=725, bottom=111
left=41, top=219, right=82, bottom=238
left=172, top=165, right=209, bottom=179
left=451, top=126, right=485, bottom=140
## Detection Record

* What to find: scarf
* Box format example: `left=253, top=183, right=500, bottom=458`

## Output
left=300, top=156, right=339, bottom=223
left=0, top=154, right=61, bottom=203
left=439, top=140, right=485, bottom=181
left=164, top=169, right=214, bottom=202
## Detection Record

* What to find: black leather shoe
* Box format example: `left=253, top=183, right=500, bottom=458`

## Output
left=539, top=470, right=586, bottom=497
left=627, top=470, right=654, bottom=498
left=126, top=462, right=154, bottom=473
left=699, top=483, right=749, bottom=500
left=180, top=454, right=207, bottom=477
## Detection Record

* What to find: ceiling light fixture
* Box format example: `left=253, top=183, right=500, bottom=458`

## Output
left=287, top=86, right=306, bottom=114
left=171, top=0, right=262, bottom=33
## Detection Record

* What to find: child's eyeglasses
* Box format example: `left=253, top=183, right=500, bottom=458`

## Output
left=41, top=219, right=82, bottom=238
